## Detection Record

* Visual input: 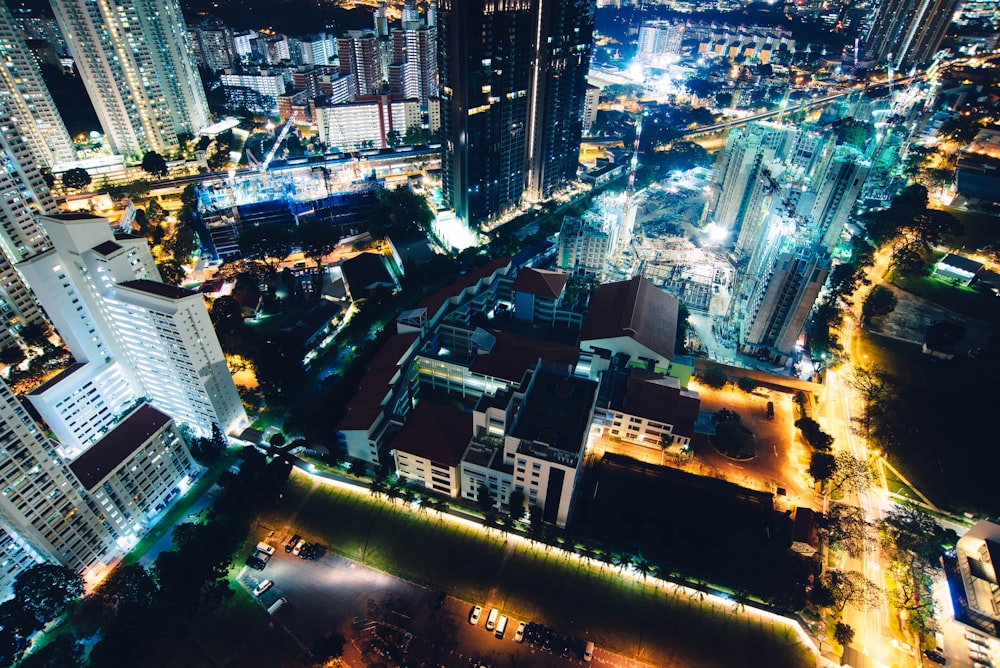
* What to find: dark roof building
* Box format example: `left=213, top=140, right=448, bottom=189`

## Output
left=580, top=276, right=679, bottom=367
left=340, top=252, right=395, bottom=301
left=69, top=404, right=172, bottom=489
left=511, top=267, right=569, bottom=300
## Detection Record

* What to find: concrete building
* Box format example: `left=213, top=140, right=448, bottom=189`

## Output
left=592, top=370, right=700, bottom=455
left=556, top=215, right=610, bottom=276
left=0, top=109, right=54, bottom=349
left=740, top=244, right=830, bottom=360
left=390, top=401, right=470, bottom=496
left=51, top=0, right=210, bottom=160
left=460, top=362, right=597, bottom=527
left=439, top=0, right=594, bottom=228
left=579, top=276, right=681, bottom=378
left=0, top=377, right=116, bottom=598
left=17, top=214, right=248, bottom=441
left=390, top=18, right=437, bottom=109
left=69, top=404, right=196, bottom=539
left=582, top=84, right=601, bottom=134
left=314, top=95, right=421, bottom=151
left=190, top=19, right=237, bottom=72
left=810, top=145, right=870, bottom=250
left=956, top=520, right=1000, bottom=642
left=338, top=30, right=383, bottom=97
left=0, top=2, right=74, bottom=168
left=511, top=267, right=569, bottom=325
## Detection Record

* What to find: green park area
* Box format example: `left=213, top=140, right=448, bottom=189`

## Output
left=273, top=469, right=814, bottom=668
left=858, top=331, right=999, bottom=515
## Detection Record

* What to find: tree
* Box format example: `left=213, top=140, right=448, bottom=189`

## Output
left=808, top=451, right=837, bottom=483
left=238, top=222, right=295, bottom=284
left=269, top=433, right=286, bottom=448
left=861, top=285, right=898, bottom=326
left=697, top=363, right=728, bottom=389
left=476, top=483, right=494, bottom=513
left=822, top=503, right=871, bottom=559
left=736, top=376, right=758, bottom=393
left=795, top=416, right=834, bottom=450
left=210, top=295, right=245, bottom=336
left=91, top=563, right=158, bottom=622
left=834, top=622, right=855, bottom=647
left=17, top=634, right=85, bottom=668
left=0, top=345, right=25, bottom=366
left=14, top=563, right=84, bottom=624
left=61, top=167, right=91, bottom=190
left=207, top=148, right=229, bottom=171
left=829, top=451, right=876, bottom=495
left=157, top=259, right=186, bottom=286
left=822, top=569, right=880, bottom=613
left=367, top=187, right=434, bottom=239
left=140, top=151, right=169, bottom=177
left=313, top=631, right=346, bottom=662
left=386, top=129, right=402, bottom=147
left=508, top=489, right=526, bottom=520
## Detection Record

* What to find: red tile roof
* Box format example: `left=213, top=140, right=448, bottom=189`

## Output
left=580, top=277, right=679, bottom=362
left=511, top=267, right=569, bottom=300
left=69, top=404, right=172, bottom=489
left=390, top=401, right=471, bottom=468
left=416, top=256, right=512, bottom=320
left=621, top=374, right=700, bottom=439
left=470, top=330, right=578, bottom=383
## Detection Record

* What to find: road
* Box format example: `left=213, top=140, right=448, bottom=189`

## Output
left=819, top=246, right=910, bottom=667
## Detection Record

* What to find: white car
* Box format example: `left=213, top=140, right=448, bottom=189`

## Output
left=514, top=621, right=526, bottom=643
left=253, top=579, right=274, bottom=597
left=469, top=605, right=482, bottom=625
left=292, top=538, right=306, bottom=556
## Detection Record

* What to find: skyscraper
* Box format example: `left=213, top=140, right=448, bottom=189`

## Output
left=525, top=0, right=595, bottom=199
left=862, top=0, right=959, bottom=69
left=49, top=0, right=211, bottom=158
left=0, top=108, right=53, bottom=350
left=440, top=0, right=595, bottom=229
left=0, top=2, right=75, bottom=169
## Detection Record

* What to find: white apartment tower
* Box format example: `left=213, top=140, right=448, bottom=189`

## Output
left=49, top=0, right=211, bottom=159
left=17, top=214, right=247, bottom=446
left=0, top=377, right=117, bottom=598
left=0, top=3, right=75, bottom=168
left=0, top=109, right=54, bottom=350
left=810, top=145, right=870, bottom=250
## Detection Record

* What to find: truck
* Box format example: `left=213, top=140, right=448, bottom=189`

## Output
left=485, top=608, right=499, bottom=632
left=256, top=542, right=276, bottom=556
left=494, top=615, right=508, bottom=640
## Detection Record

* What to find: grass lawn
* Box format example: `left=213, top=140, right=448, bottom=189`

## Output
left=883, top=465, right=919, bottom=502
left=890, top=272, right=1000, bottom=326
left=858, top=331, right=1000, bottom=515
left=278, top=471, right=814, bottom=668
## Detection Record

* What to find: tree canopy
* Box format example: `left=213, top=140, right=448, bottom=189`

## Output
left=140, top=151, right=169, bottom=177
left=367, top=187, right=434, bottom=240
left=61, top=168, right=91, bottom=190
left=697, top=363, right=728, bottom=389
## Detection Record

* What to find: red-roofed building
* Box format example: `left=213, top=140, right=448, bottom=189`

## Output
left=580, top=276, right=680, bottom=377
left=593, top=371, right=700, bottom=455
left=391, top=401, right=472, bottom=496
left=511, top=267, right=570, bottom=325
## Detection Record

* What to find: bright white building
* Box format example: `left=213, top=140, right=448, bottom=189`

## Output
left=50, top=0, right=211, bottom=158
left=0, top=2, right=75, bottom=168
left=0, top=377, right=117, bottom=598
left=17, top=214, right=247, bottom=440
left=69, top=403, right=197, bottom=538
left=314, top=96, right=422, bottom=151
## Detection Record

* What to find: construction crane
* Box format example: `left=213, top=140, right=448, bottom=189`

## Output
left=259, top=120, right=295, bottom=173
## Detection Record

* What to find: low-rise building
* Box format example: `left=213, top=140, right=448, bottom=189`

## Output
left=955, top=520, right=1000, bottom=648
left=390, top=401, right=471, bottom=496
left=511, top=267, right=570, bottom=325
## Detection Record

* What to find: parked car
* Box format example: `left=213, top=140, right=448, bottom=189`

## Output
left=285, top=534, right=301, bottom=553
left=514, top=621, right=526, bottom=643
left=469, top=605, right=483, bottom=625
left=245, top=555, right=266, bottom=571
left=292, top=538, right=306, bottom=556
left=253, top=579, right=274, bottom=597
left=922, top=649, right=947, bottom=665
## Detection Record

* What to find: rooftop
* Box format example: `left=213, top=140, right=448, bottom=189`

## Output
left=511, top=267, right=569, bottom=300
left=470, top=330, right=579, bottom=384
left=27, top=362, right=87, bottom=396
left=340, top=252, right=394, bottom=299
left=117, top=279, right=197, bottom=300
left=92, top=240, right=123, bottom=257
left=580, top=276, right=679, bottom=363
left=391, top=401, right=471, bottom=468
left=512, top=366, right=597, bottom=456
left=619, top=371, right=701, bottom=439
left=69, top=404, right=172, bottom=490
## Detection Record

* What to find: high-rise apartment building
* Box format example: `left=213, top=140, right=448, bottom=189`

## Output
left=0, top=3, right=74, bottom=169
left=810, top=145, right=870, bottom=250
left=862, top=0, right=960, bottom=69
left=0, top=377, right=117, bottom=597
left=50, top=0, right=212, bottom=159
left=338, top=31, right=384, bottom=98
left=440, top=0, right=595, bottom=229
left=17, top=214, right=248, bottom=444
left=740, top=244, right=830, bottom=360
left=0, top=109, right=53, bottom=350
left=190, top=19, right=237, bottom=73
left=390, top=14, right=437, bottom=109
